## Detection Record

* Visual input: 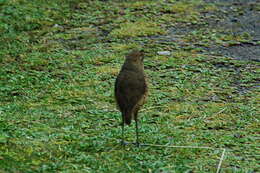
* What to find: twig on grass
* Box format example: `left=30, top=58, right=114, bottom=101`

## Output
left=124, top=142, right=226, bottom=173
left=216, top=148, right=226, bottom=173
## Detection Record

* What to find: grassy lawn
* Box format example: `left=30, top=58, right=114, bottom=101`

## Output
left=0, top=0, right=259, bottom=172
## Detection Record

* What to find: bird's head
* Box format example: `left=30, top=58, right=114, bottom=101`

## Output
left=125, top=49, right=145, bottom=63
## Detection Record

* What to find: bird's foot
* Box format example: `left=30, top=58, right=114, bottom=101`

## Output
left=121, top=140, right=126, bottom=146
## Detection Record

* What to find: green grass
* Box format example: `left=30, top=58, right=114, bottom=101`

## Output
left=0, top=0, right=259, bottom=172
left=110, top=20, right=166, bottom=38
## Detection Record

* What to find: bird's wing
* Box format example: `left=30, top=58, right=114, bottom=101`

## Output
left=115, top=70, right=147, bottom=111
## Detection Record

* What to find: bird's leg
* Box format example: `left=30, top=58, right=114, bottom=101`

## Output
left=135, top=117, right=140, bottom=147
left=121, top=116, right=125, bottom=146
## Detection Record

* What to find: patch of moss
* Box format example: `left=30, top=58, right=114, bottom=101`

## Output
left=110, top=20, right=166, bottom=38
left=160, top=0, right=216, bottom=24
left=111, top=43, right=140, bottom=52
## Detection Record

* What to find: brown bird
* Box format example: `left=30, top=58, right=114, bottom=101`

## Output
left=115, top=49, right=148, bottom=146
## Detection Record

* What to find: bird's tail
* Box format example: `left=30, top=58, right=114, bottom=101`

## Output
left=123, top=110, right=133, bottom=125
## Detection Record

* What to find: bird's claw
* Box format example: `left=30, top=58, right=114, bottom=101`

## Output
left=121, top=140, right=126, bottom=146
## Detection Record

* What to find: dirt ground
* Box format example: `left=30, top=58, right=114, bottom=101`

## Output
left=156, top=0, right=260, bottom=62
left=151, top=0, right=260, bottom=98
left=205, top=0, right=260, bottom=62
